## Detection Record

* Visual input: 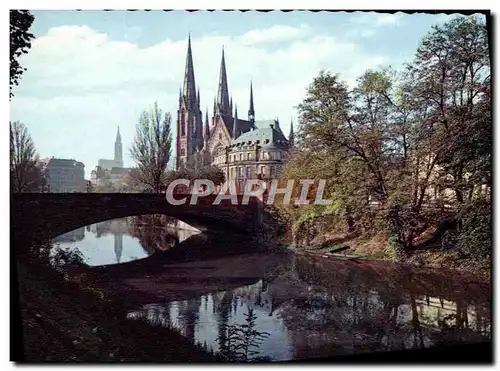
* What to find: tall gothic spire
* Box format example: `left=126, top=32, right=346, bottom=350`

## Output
left=216, top=46, right=230, bottom=116
left=115, top=125, right=121, bottom=143
left=114, top=125, right=123, bottom=167
left=233, top=104, right=239, bottom=139
left=204, top=107, right=210, bottom=143
left=183, top=34, right=197, bottom=109
left=248, top=81, right=255, bottom=123
left=289, top=118, right=295, bottom=147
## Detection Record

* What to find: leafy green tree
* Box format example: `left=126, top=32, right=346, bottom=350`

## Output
left=130, top=102, right=173, bottom=193
left=407, top=15, right=490, bottom=204
left=10, top=10, right=35, bottom=99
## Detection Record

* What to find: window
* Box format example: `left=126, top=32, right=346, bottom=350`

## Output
left=239, top=167, right=244, bottom=177
left=270, top=166, right=275, bottom=177
left=260, top=165, right=265, bottom=175
left=239, top=154, right=243, bottom=161
left=246, top=167, right=252, bottom=178
left=248, top=153, right=253, bottom=161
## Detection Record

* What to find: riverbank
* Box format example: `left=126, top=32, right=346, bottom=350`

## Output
left=15, top=261, right=218, bottom=362
left=275, top=219, right=490, bottom=280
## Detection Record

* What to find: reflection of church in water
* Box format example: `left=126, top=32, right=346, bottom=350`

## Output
left=91, top=219, right=127, bottom=263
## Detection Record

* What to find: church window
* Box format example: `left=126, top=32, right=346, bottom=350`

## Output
left=181, top=120, right=186, bottom=136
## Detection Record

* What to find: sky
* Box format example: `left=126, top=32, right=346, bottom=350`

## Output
left=9, top=10, right=481, bottom=178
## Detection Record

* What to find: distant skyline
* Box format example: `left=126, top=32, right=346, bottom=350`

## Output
left=10, top=10, right=478, bottom=178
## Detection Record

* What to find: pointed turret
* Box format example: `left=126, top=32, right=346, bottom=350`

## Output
left=233, top=104, right=239, bottom=139
left=197, top=87, right=200, bottom=107
left=182, top=34, right=197, bottom=110
left=248, top=81, right=255, bottom=123
left=289, top=118, right=295, bottom=147
left=178, top=86, right=183, bottom=105
left=205, top=108, right=210, bottom=135
left=216, top=46, right=231, bottom=116
left=213, top=96, right=217, bottom=118
left=230, top=97, right=233, bottom=115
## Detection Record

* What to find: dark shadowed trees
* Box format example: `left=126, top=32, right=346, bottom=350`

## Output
left=10, top=121, right=45, bottom=193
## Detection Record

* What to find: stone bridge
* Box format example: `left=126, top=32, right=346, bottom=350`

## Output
left=11, top=193, right=265, bottom=243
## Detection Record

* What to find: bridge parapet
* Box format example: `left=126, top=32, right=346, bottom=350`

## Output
left=11, top=193, right=265, bottom=243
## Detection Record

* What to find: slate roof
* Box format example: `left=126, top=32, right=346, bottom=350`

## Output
left=220, top=115, right=254, bottom=137
left=231, top=120, right=289, bottom=149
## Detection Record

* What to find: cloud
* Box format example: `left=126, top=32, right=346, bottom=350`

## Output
left=350, top=12, right=403, bottom=27
left=10, top=23, right=387, bottom=176
left=237, top=24, right=312, bottom=44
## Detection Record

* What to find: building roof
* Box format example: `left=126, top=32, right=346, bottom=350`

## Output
left=110, top=167, right=131, bottom=174
left=47, top=158, right=83, bottom=168
left=220, top=115, right=254, bottom=137
left=230, top=120, right=289, bottom=149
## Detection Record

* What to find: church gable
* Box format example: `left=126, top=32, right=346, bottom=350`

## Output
left=208, top=117, right=232, bottom=155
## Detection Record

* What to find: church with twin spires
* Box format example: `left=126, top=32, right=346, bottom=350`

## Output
left=176, top=35, right=295, bottom=191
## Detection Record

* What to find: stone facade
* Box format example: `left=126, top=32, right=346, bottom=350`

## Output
left=45, top=158, right=86, bottom=192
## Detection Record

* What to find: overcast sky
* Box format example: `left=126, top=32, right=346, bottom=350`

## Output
left=10, top=10, right=479, bottom=177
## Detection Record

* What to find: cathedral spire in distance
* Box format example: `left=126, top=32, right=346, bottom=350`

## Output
left=216, top=46, right=230, bottom=116
left=248, top=80, right=255, bottom=123
left=183, top=33, right=197, bottom=110
left=114, top=125, right=123, bottom=168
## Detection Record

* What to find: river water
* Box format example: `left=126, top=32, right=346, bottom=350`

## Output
left=54, top=215, right=491, bottom=362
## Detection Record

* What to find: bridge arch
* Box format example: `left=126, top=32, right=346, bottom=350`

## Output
left=11, top=193, right=264, bottom=242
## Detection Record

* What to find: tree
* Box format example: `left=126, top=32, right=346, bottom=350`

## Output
left=407, top=15, right=490, bottom=204
left=10, top=10, right=35, bottom=99
left=130, top=102, right=173, bottom=193
left=10, top=121, right=45, bottom=193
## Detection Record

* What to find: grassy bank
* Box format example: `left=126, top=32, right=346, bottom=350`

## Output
left=15, top=260, right=217, bottom=362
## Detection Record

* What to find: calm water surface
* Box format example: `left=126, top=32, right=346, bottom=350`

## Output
left=57, top=216, right=492, bottom=362
left=52, top=215, right=201, bottom=266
